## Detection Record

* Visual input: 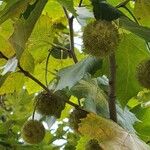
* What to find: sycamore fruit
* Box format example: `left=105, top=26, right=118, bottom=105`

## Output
left=136, top=59, right=150, bottom=89
left=69, top=108, right=88, bottom=132
left=21, top=120, right=45, bottom=144
left=83, top=20, right=119, bottom=58
left=85, top=139, right=103, bottom=150
left=36, top=91, right=66, bottom=118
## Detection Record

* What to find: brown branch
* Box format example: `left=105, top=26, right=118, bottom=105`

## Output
left=62, top=0, right=84, bottom=63
left=62, top=7, right=70, bottom=19
left=68, top=17, right=78, bottom=63
left=62, top=7, right=78, bottom=64
left=108, top=53, right=117, bottom=122
left=78, top=0, right=83, bottom=7
left=0, top=52, right=84, bottom=111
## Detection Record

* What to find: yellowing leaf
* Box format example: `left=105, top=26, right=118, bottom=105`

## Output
left=79, top=113, right=150, bottom=150
left=134, top=0, right=150, bottom=27
left=0, top=0, right=31, bottom=25
left=20, top=50, right=35, bottom=73
left=0, top=72, right=25, bottom=94
left=0, top=35, right=15, bottom=57
left=9, top=0, right=48, bottom=59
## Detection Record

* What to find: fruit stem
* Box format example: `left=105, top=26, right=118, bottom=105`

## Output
left=108, top=53, right=117, bottom=122
left=45, top=51, right=52, bottom=88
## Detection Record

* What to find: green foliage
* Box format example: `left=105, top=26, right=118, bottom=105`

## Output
left=55, top=56, right=102, bottom=90
left=134, top=0, right=150, bottom=27
left=0, top=0, right=150, bottom=149
left=102, top=33, right=149, bottom=107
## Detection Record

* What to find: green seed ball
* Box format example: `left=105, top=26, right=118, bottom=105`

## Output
left=21, top=120, right=45, bottom=144
left=83, top=20, right=119, bottom=58
left=85, top=139, right=103, bottom=150
left=136, top=59, right=150, bottom=88
left=36, top=91, right=66, bottom=118
left=69, top=108, right=88, bottom=132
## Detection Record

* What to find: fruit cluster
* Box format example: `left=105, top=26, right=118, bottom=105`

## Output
left=83, top=20, right=119, bottom=58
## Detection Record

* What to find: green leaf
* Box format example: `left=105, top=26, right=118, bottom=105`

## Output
left=132, top=105, right=150, bottom=138
left=71, top=76, right=109, bottom=116
left=0, top=74, right=9, bottom=87
left=134, top=0, right=150, bottom=27
left=9, top=0, right=48, bottom=59
left=20, top=50, right=35, bottom=73
left=76, top=136, right=90, bottom=150
left=55, top=57, right=102, bottom=90
left=0, top=72, right=25, bottom=94
left=0, top=0, right=31, bottom=25
left=51, top=46, right=69, bottom=59
left=57, top=0, right=76, bottom=16
left=26, top=14, right=56, bottom=64
left=0, top=35, right=15, bottom=58
left=102, top=33, right=149, bottom=107
left=119, top=16, right=150, bottom=42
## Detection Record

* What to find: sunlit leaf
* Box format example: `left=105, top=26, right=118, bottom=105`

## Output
left=9, top=0, right=48, bottom=59
left=79, top=113, right=150, bottom=150
left=0, top=72, right=24, bottom=94
left=134, top=0, right=150, bottom=27
left=20, top=50, right=35, bottom=73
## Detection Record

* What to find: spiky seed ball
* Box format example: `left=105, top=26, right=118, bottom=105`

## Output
left=83, top=20, right=119, bottom=58
left=21, top=120, right=45, bottom=144
left=136, top=59, right=150, bottom=88
left=36, top=91, right=66, bottom=118
left=85, top=139, right=103, bottom=150
left=69, top=108, right=88, bottom=132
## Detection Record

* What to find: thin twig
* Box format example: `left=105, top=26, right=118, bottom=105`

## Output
left=68, top=17, right=78, bottom=63
left=78, top=0, right=83, bottom=7
left=108, top=53, right=117, bottom=122
left=62, top=7, right=70, bottom=19
left=116, top=0, right=130, bottom=8
left=62, top=7, right=78, bottom=63
left=123, top=6, right=138, bottom=24
left=62, top=0, right=84, bottom=63
left=45, top=51, right=52, bottom=87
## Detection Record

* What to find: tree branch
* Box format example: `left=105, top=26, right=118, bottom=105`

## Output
left=62, top=0, right=84, bottom=64
left=108, top=53, right=117, bottom=122
left=0, top=52, right=85, bottom=111
left=78, top=0, right=83, bottom=7
left=62, top=7, right=78, bottom=64
left=68, top=17, right=78, bottom=63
